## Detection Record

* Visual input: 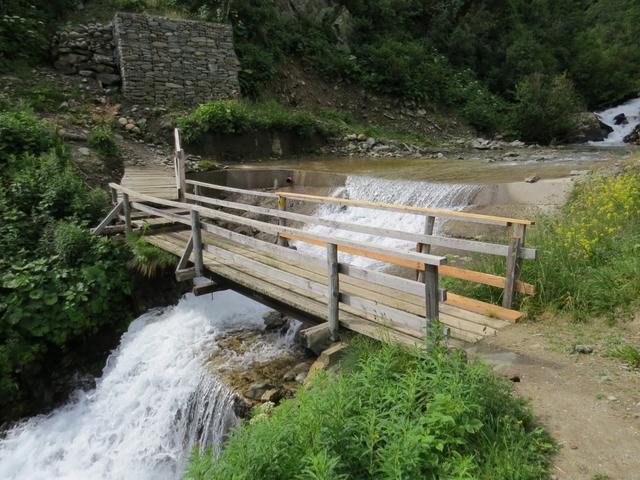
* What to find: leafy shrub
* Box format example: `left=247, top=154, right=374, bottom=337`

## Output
left=606, top=345, right=640, bottom=369
left=52, top=221, right=93, bottom=265
left=88, top=124, right=121, bottom=171
left=442, top=167, right=640, bottom=320
left=127, top=232, right=177, bottom=278
left=178, top=100, right=339, bottom=143
left=0, top=12, right=47, bottom=68
left=509, top=74, right=584, bottom=144
left=186, top=340, right=554, bottom=479
left=0, top=108, right=55, bottom=163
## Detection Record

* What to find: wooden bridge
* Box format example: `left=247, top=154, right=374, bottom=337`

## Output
left=93, top=131, right=537, bottom=348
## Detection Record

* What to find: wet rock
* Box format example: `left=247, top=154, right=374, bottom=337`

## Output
left=262, top=311, right=287, bottom=330
left=614, top=113, right=628, bottom=125
left=260, top=388, right=282, bottom=403
left=524, top=174, right=540, bottom=183
left=569, top=112, right=613, bottom=143
left=244, top=381, right=273, bottom=400
left=283, top=362, right=311, bottom=381
left=574, top=344, right=593, bottom=354
left=624, top=124, right=640, bottom=144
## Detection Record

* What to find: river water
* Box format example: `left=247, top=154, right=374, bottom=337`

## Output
left=0, top=291, right=298, bottom=480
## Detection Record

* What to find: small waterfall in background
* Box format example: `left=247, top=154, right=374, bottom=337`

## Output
left=593, top=97, right=640, bottom=145
left=296, top=175, right=481, bottom=269
left=0, top=291, right=298, bottom=480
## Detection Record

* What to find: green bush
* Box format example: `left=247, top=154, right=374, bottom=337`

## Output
left=52, top=221, right=93, bottom=265
left=186, top=340, right=554, bottom=480
left=0, top=108, right=55, bottom=163
left=178, top=100, right=340, bottom=143
left=127, top=232, right=177, bottom=278
left=509, top=74, right=584, bottom=144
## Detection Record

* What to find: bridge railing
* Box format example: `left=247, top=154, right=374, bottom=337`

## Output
left=182, top=178, right=536, bottom=315
left=102, top=183, right=450, bottom=338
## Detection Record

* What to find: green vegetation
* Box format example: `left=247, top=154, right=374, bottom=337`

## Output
left=178, top=99, right=341, bottom=143
left=606, top=345, right=640, bottom=369
left=185, top=339, right=554, bottom=479
left=0, top=105, right=133, bottom=418
left=127, top=231, right=177, bottom=278
left=443, top=167, right=640, bottom=321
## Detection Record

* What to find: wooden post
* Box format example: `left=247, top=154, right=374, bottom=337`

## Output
left=194, top=184, right=201, bottom=206
left=417, top=215, right=435, bottom=281
left=110, top=186, right=118, bottom=206
left=174, top=129, right=187, bottom=202
left=122, top=192, right=132, bottom=236
left=502, top=224, right=526, bottom=309
left=276, top=195, right=289, bottom=247
left=424, top=264, right=439, bottom=323
left=191, top=209, right=204, bottom=276
left=326, top=242, right=340, bottom=341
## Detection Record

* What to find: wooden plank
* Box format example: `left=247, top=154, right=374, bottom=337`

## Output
left=186, top=179, right=279, bottom=199
left=159, top=232, right=478, bottom=344
left=175, top=267, right=196, bottom=282
left=91, top=201, right=123, bottom=235
left=440, top=265, right=535, bottom=295
left=446, top=293, right=522, bottom=323
left=326, top=243, right=339, bottom=341
left=112, top=183, right=447, bottom=267
left=130, top=202, right=190, bottom=226
left=191, top=210, right=204, bottom=276
left=275, top=191, right=534, bottom=226
left=184, top=192, right=537, bottom=259
left=197, top=231, right=502, bottom=337
left=193, top=281, right=220, bottom=296
left=176, top=235, right=193, bottom=271
left=424, top=264, right=439, bottom=322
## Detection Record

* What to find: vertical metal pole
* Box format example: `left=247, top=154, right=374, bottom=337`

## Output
left=417, top=215, right=435, bottom=282
left=424, top=263, right=439, bottom=323
left=191, top=209, right=204, bottom=276
left=276, top=195, right=289, bottom=247
left=122, top=192, right=132, bottom=236
left=326, top=242, right=340, bottom=341
left=502, top=224, right=526, bottom=309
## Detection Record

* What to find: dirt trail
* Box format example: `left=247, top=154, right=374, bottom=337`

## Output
left=469, top=318, right=640, bottom=480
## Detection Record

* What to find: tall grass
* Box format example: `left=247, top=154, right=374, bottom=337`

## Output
left=443, top=167, right=640, bottom=321
left=184, top=339, right=554, bottom=480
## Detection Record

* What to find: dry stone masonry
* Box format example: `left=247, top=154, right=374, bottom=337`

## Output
left=52, top=13, right=240, bottom=105
left=52, top=23, right=121, bottom=87
left=113, top=13, right=240, bottom=105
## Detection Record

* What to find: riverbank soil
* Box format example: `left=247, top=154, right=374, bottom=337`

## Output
left=470, top=316, right=640, bottom=479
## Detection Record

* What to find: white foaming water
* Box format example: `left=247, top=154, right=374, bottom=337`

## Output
left=296, top=176, right=481, bottom=269
left=0, top=291, right=296, bottom=480
left=593, top=97, right=640, bottom=145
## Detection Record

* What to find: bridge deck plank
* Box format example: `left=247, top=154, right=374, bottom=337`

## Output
left=145, top=227, right=510, bottom=344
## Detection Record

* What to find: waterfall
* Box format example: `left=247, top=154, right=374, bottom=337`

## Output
left=593, top=97, right=640, bottom=145
left=0, top=291, right=296, bottom=480
left=295, top=175, right=481, bottom=269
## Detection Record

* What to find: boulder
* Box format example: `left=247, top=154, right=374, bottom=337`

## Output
left=262, top=311, right=287, bottom=330
left=624, top=124, right=640, bottom=144
left=244, top=382, right=273, bottom=400
left=614, top=113, right=628, bottom=125
left=568, top=112, right=613, bottom=143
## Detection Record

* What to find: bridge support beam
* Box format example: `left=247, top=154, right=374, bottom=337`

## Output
left=122, top=193, right=132, bottom=236
left=502, top=224, right=526, bottom=309
left=276, top=195, right=289, bottom=247
left=326, top=242, right=340, bottom=341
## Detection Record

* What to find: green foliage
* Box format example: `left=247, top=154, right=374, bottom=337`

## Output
left=185, top=340, right=554, bottom=479
left=0, top=107, right=55, bottom=163
left=606, top=344, right=640, bottom=369
left=443, top=168, right=640, bottom=321
left=0, top=115, right=133, bottom=416
left=127, top=232, right=177, bottom=278
left=509, top=74, right=584, bottom=144
left=178, top=100, right=340, bottom=143
left=88, top=124, right=121, bottom=171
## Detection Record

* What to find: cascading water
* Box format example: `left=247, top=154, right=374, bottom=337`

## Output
left=295, top=176, right=481, bottom=268
left=0, top=291, right=299, bottom=480
left=593, top=97, right=640, bottom=145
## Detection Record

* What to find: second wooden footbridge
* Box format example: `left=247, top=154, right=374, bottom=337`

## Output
left=93, top=131, right=537, bottom=347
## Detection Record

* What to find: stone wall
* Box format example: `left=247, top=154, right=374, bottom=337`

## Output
left=52, top=23, right=121, bottom=87
left=113, top=13, right=240, bottom=105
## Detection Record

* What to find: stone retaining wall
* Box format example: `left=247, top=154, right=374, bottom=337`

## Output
left=113, top=13, right=240, bottom=105
left=52, top=23, right=121, bottom=87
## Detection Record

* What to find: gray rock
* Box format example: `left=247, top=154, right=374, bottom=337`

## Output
left=78, top=147, right=91, bottom=156
left=245, top=382, right=273, bottom=400
left=96, top=73, right=121, bottom=86
left=524, top=174, right=540, bottom=183
left=262, top=311, right=287, bottom=330
left=569, top=112, right=613, bottom=143
left=574, top=344, right=593, bottom=354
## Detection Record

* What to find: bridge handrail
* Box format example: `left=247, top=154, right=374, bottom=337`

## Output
left=108, top=183, right=447, bottom=267
left=185, top=179, right=534, bottom=227
left=183, top=177, right=534, bottom=309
